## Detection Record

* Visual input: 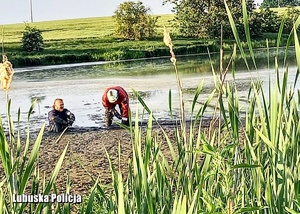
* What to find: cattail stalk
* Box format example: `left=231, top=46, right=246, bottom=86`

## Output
left=163, top=26, right=186, bottom=131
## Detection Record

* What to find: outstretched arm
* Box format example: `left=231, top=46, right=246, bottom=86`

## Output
left=120, top=99, right=129, bottom=125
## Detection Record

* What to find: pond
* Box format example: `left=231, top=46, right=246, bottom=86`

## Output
left=0, top=49, right=299, bottom=131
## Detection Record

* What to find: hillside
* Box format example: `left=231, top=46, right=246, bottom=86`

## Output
left=3, top=15, right=174, bottom=43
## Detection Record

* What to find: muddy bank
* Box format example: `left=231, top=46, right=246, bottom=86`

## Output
left=37, top=123, right=181, bottom=195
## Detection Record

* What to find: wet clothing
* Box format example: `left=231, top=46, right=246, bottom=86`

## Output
left=102, top=86, right=129, bottom=126
left=48, top=108, right=75, bottom=132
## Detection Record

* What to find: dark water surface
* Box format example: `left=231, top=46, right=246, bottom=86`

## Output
left=0, top=51, right=299, bottom=131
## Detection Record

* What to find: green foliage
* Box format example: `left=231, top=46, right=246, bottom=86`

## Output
left=245, top=11, right=265, bottom=38
left=261, top=0, right=300, bottom=8
left=282, top=6, right=300, bottom=33
left=113, top=1, right=159, bottom=40
left=0, top=98, right=67, bottom=213
left=257, top=8, right=280, bottom=33
left=21, top=24, right=44, bottom=52
left=170, top=0, right=207, bottom=37
left=253, top=7, right=300, bottom=35
left=102, top=50, right=127, bottom=61
left=166, top=0, right=260, bottom=39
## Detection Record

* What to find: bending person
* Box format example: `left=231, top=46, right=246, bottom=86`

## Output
left=48, top=98, right=75, bottom=132
left=102, top=86, right=130, bottom=126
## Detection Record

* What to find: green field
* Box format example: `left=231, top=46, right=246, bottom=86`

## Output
left=4, top=14, right=201, bottom=67
left=269, top=6, right=300, bottom=14
left=4, top=15, right=175, bottom=43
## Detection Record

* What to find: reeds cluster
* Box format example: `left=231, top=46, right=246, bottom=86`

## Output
left=0, top=56, right=77, bottom=213
left=90, top=2, right=300, bottom=214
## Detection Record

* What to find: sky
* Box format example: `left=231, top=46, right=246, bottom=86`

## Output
left=0, top=0, right=263, bottom=25
left=0, top=0, right=174, bottom=25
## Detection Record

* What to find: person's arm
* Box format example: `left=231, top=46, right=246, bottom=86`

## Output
left=66, top=110, right=75, bottom=126
left=112, top=108, right=122, bottom=119
left=49, top=110, right=68, bottom=125
left=48, top=110, right=55, bottom=124
left=120, top=98, right=129, bottom=125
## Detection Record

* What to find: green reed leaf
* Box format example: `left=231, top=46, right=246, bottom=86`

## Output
left=254, top=127, right=276, bottom=151
left=0, top=129, right=10, bottom=176
left=224, top=0, right=249, bottom=70
left=82, top=181, right=98, bottom=214
left=293, top=27, right=300, bottom=87
left=169, top=89, right=173, bottom=118
left=242, top=0, right=256, bottom=69
left=202, top=143, right=216, bottom=156
left=232, top=163, right=261, bottom=169
left=284, top=15, right=300, bottom=65
left=131, top=87, right=157, bottom=123
left=27, top=99, right=37, bottom=122
left=276, top=16, right=285, bottom=59
left=19, top=124, right=45, bottom=193
left=117, top=173, right=125, bottom=214
left=266, top=38, right=270, bottom=69
left=237, top=206, right=266, bottom=213
left=191, top=80, right=204, bottom=114
left=187, top=189, right=198, bottom=214
left=35, top=143, right=69, bottom=212
left=285, top=207, right=299, bottom=214
left=231, top=44, right=237, bottom=79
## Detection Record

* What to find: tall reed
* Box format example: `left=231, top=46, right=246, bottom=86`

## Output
left=88, top=0, right=300, bottom=213
left=0, top=56, right=74, bottom=213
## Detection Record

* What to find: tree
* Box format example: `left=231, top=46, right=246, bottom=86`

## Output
left=256, top=8, right=280, bottom=33
left=21, top=24, right=44, bottom=52
left=282, top=7, right=300, bottom=33
left=113, top=1, right=159, bottom=40
left=164, top=0, right=259, bottom=39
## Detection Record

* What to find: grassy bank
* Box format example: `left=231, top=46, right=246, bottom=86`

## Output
left=3, top=14, right=190, bottom=67
left=2, top=13, right=290, bottom=68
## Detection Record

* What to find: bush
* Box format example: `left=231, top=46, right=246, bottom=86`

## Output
left=21, top=24, right=44, bottom=52
left=113, top=1, right=159, bottom=40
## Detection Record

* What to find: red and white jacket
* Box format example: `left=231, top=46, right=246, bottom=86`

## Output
left=102, top=86, right=129, bottom=120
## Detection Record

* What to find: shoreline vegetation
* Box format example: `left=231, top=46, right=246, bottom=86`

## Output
left=1, top=13, right=291, bottom=68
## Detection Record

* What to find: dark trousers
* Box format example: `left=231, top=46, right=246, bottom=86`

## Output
left=49, top=122, right=67, bottom=132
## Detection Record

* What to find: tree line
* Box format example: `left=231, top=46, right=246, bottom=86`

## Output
left=113, top=0, right=300, bottom=40
left=22, top=0, right=300, bottom=53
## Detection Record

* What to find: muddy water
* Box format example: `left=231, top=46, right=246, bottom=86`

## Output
left=0, top=53, right=299, bottom=132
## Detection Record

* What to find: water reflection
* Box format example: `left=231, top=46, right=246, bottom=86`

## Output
left=0, top=49, right=299, bottom=131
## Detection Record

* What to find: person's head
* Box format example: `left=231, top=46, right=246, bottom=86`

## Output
left=53, top=98, right=64, bottom=111
left=107, top=89, right=118, bottom=103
